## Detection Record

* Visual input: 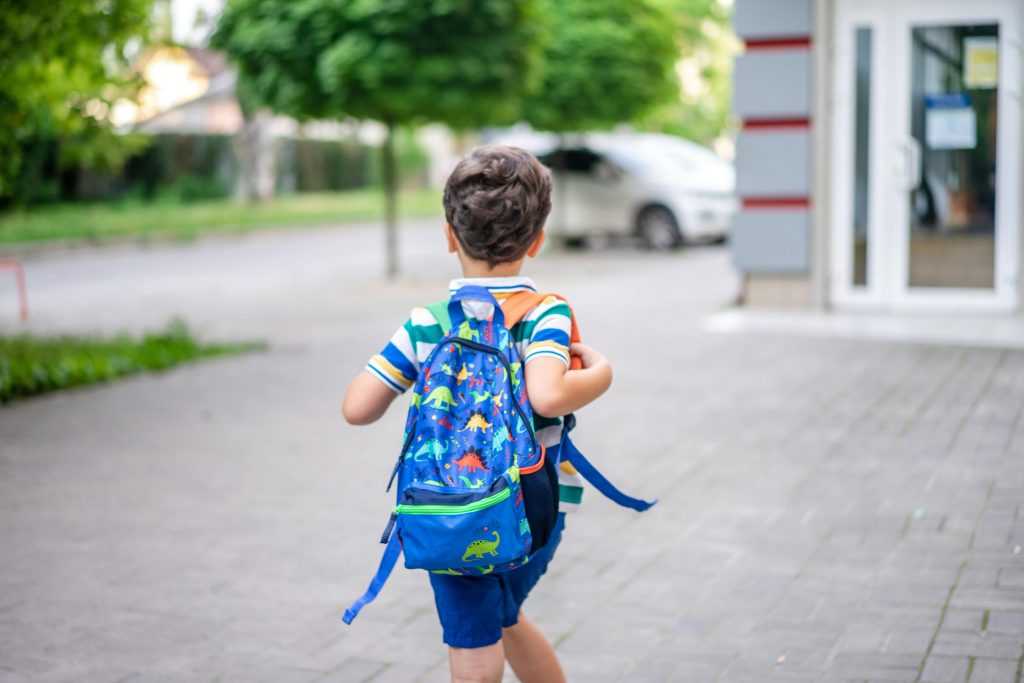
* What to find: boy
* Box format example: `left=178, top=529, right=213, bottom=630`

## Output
left=342, top=145, right=613, bottom=683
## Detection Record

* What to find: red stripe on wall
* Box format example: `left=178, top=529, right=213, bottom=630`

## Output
left=743, top=37, right=812, bottom=50
left=742, top=197, right=811, bottom=210
left=742, top=118, right=811, bottom=130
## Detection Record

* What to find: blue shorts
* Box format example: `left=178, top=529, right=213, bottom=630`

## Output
left=428, top=512, right=566, bottom=648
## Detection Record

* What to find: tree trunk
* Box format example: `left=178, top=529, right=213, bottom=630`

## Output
left=382, top=121, right=399, bottom=279
left=234, top=108, right=276, bottom=203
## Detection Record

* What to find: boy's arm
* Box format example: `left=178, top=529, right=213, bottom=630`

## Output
left=342, top=370, right=402, bottom=425
left=524, top=343, right=612, bottom=418
left=343, top=315, right=420, bottom=425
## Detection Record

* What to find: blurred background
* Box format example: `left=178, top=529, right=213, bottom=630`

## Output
left=0, top=0, right=737, bottom=267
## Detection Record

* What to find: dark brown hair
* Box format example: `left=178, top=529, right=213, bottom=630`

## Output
left=442, top=145, right=553, bottom=267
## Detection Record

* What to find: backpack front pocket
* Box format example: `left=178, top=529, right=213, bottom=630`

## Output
left=396, top=474, right=529, bottom=572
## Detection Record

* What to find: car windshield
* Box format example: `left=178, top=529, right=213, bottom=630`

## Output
left=600, top=142, right=719, bottom=177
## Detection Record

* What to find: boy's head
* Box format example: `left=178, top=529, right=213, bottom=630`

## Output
left=442, top=145, right=552, bottom=268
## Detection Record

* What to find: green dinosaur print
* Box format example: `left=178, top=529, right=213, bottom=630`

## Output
left=462, top=530, right=500, bottom=562
left=509, top=361, right=522, bottom=387
left=459, top=476, right=485, bottom=488
left=431, top=568, right=464, bottom=575
left=491, top=424, right=513, bottom=451
left=457, top=321, right=481, bottom=342
left=477, top=565, right=495, bottom=575
left=425, top=386, right=457, bottom=410
left=470, top=390, right=491, bottom=404
left=440, top=363, right=456, bottom=376
left=410, top=391, right=422, bottom=408
left=413, top=438, right=449, bottom=461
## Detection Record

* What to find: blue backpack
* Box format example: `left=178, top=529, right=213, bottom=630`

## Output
left=343, top=286, right=655, bottom=624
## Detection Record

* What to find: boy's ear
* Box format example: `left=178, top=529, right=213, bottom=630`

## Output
left=444, top=223, right=459, bottom=254
left=526, top=229, right=546, bottom=258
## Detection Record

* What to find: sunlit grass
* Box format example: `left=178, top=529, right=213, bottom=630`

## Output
left=0, top=188, right=443, bottom=246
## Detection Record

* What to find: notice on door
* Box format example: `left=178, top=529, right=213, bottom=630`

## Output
left=964, top=37, right=999, bottom=89
left=925, top=94, right=977, bottom=150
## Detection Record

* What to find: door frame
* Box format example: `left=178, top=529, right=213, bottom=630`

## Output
left=830, top=0, right=1021, bottom=313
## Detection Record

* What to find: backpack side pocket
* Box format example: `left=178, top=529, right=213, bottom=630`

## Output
left=519, top=444, right=559, bottom=552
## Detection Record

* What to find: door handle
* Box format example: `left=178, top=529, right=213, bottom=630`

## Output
left=906, top=137, right=922, bottom=189
left=895, top=138, right=922, bottom=190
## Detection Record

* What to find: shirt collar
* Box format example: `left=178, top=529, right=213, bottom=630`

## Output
left=448, top=276, right=537, bottom=295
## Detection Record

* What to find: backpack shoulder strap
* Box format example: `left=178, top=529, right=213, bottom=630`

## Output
left=426, top=300, right=452, bottom=334
left=501, top=291, right=582, bottom=370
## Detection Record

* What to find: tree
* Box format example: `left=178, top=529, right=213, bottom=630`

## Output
left=517, top=0, right=682, bottom=236
left=520, top=0, right=681, bottom=133
left=0, top=1, right=152, bottom=203
left=212, top=0, right=543, bottom=278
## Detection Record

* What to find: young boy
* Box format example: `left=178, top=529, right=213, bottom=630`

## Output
left=342, top=145, right=613, bottom=683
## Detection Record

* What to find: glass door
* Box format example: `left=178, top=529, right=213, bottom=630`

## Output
left=891, top=1, right=1020, bottom=311
left=832, top=0, right=1021, bottom=313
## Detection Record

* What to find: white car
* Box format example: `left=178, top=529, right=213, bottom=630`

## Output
left=493, top=132, right=737, bottom=250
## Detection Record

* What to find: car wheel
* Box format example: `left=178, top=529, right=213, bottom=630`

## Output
left=636, top=206, right=683, bottom=251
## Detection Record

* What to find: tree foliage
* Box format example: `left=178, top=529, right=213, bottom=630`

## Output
left=637, top=0, right=737, bottom=144
left=212, top=0, right=544, bottom=276
left=0, top=1, right=152, bottom=201
left=211, top=0, right=542, bottom=128
left=519, top=0, right=682, bottom=132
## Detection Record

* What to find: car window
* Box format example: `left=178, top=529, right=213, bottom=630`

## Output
left=537, top=148, right=603, bottom=174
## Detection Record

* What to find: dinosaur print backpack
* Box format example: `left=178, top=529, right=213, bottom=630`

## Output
left=343, top=285, right=559, bottom=623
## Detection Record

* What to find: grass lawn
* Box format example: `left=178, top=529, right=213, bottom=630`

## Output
left=0, top=188, right=443, bottom=246
left=0, top=319, right=263, bottom=404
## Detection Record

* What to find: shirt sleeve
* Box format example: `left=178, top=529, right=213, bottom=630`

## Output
left=523, top=296, right=572, bottom=368
left=365, top=318, right=420, bottom=394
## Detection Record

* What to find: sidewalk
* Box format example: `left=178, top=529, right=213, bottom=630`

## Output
left=0, top=228, right=1021, bottom=682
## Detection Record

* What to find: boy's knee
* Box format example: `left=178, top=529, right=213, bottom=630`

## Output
left=449, top=643, right=505, bottom=683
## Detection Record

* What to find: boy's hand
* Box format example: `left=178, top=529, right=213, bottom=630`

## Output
left=569, top=342, right=607, bottom=370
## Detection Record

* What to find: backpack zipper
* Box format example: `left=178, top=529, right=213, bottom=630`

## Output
left=395, top=486, right=512, bottom=515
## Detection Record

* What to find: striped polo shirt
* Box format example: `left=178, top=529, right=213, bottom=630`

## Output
left=366, top=276, right=586, bottom=511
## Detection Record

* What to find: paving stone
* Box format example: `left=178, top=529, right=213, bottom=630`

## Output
left=3, top=232, right=1023, bottom=681
left=920, top=655, right=969, bottom=683
left=942, top=609, right=985, bottom=633
left=930, top=632, right=1024, bottom=659
left=967, top=658, right=1019, bottom=683
left=983, top=610, right=1024, bottom=635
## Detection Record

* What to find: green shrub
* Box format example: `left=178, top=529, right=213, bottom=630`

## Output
left=0, top=318, right=262, bottom=404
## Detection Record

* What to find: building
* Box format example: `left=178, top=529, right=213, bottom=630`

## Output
left=730, top=0, right=1022, bottom=315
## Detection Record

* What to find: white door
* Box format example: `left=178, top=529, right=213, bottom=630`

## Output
left=831, top=0, right=1021, bottom=313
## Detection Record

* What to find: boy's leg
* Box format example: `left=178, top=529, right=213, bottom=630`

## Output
left=448, top=642, right=506, bottom=683
left=502, top=612, right=566, bottom=683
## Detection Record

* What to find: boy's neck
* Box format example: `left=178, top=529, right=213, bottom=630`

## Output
left=458, top=255, right=526, bottom=279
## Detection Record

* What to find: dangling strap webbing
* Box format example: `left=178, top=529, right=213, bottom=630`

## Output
left=342, top=532, right=402, bottom=625
left=559, top=434, right=657, bottom=512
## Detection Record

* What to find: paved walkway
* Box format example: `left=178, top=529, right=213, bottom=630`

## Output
left=1, top=223, right=1022, bottom=682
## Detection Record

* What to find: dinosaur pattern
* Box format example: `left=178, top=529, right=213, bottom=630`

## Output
left=413, top=438, right=449, bottom=461
left=462, top=530, right=500, bottom=562
left=424, top=386, right=457, bottom=410
left=453, top=450, right=487, bottom=473
left=460, top=412, right=493, bottom=433
left=491, top=424, right=513, bottom=451
left=389, top=289, right=545, bottom=576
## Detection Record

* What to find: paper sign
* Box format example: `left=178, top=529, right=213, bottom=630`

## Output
left=925, top=94, right=977, bottom=150
left=964, top=37, right=999, bottom=89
